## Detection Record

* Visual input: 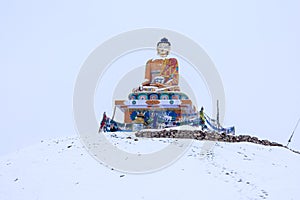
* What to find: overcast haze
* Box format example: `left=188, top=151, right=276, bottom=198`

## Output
left=1, top=0, right=300, bottom=155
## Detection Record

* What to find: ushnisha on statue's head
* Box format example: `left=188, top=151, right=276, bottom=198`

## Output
left=157, top=37, right=171, bottom=58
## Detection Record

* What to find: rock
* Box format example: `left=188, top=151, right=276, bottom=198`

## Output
left=147, top=132, right=151, bottom=138
left=270, top=142, right=281, bottom=147
left=193, top=132, right=199, bottom=137
left=232, top=136, right=237, bottom=142
left=220, top=133, right=226, bottom=139
left=243, top=135, right=250, bottom=142
left=262, top=140, right=271, bottom=146
left=237, top=135, right=244, bottom=141
left=247, top=137, right=252, bottom=142
left=153, top=132, right=159, bottom=138
left=214, top=133, right=222, bottom=140
left=135, top=132, right=141, bottom=137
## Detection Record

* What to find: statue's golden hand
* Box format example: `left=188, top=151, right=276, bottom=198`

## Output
left=142, top=81, right=150, bottom=86
left=154, top=83, right=165, bottom=88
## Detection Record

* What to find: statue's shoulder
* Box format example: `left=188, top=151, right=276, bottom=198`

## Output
left=146, top=59, right=153, bottom=64
left=167, top=58, right=178, bottom=65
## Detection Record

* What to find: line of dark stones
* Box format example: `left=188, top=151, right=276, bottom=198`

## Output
left=135, top=129, right=299, bottom=153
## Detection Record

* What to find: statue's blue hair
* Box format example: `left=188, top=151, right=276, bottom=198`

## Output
left=157, top=37, right=171, bottom=46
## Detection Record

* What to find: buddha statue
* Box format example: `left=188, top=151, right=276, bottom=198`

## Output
left=117, top=38, right=194, bottom=124
left=138, top=38, right=180, bottom=91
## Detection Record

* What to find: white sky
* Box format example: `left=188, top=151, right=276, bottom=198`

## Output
left=1, top=0, right=300, bottom=155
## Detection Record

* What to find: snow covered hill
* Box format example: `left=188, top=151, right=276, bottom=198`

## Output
left=1, top=132, right=300, bottom=200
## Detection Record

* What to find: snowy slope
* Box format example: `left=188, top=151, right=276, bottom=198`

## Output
left=1, top=133, right=300, bottom=200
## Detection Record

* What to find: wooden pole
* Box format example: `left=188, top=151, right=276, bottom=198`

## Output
left=287, top=117, right=300, bottom=147
left=217, top=100, right=220, bottom=129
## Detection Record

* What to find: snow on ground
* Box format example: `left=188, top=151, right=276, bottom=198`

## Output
left=1, top=133, right=300, bottom=200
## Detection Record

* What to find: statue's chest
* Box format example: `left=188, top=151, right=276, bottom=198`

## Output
left=150, top=60, right=164, bottom=70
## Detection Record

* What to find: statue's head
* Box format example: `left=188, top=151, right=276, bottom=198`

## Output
left=157, top=37, right=171, bottom=58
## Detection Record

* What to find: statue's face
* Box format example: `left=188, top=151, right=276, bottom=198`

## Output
left=157, top=42, right=170, bottom=57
